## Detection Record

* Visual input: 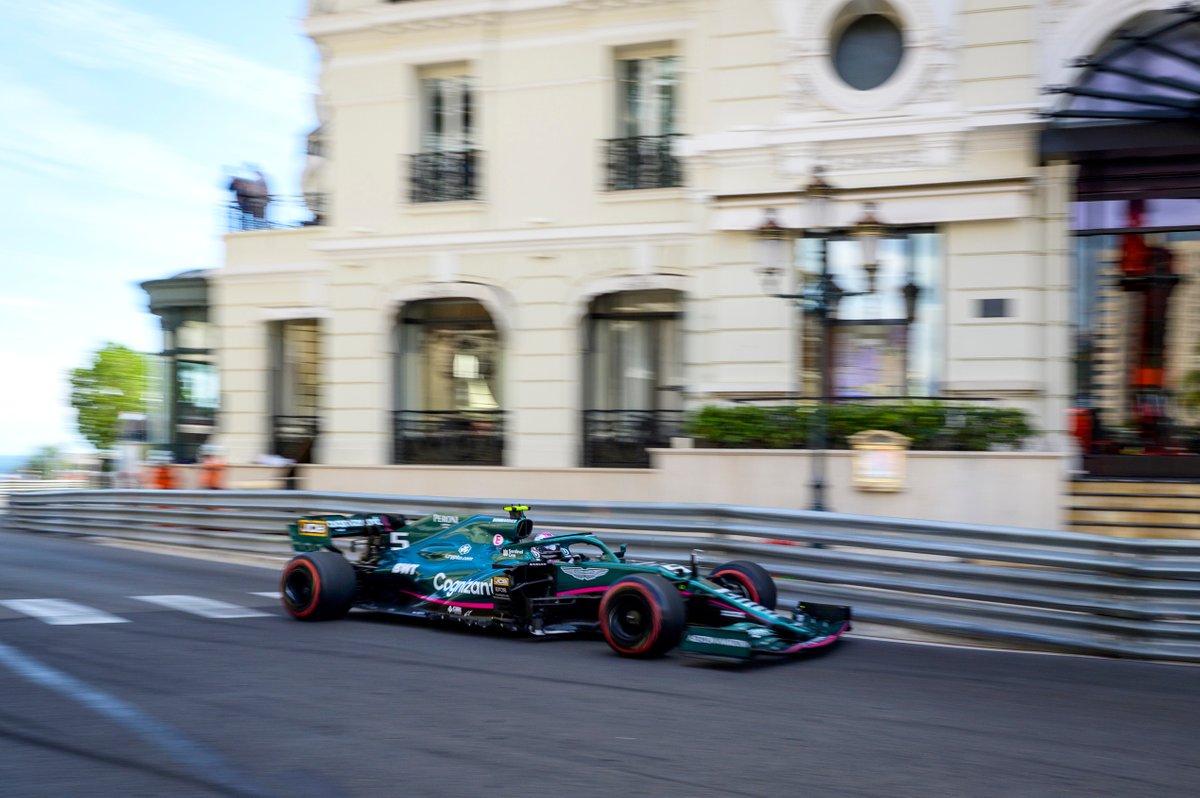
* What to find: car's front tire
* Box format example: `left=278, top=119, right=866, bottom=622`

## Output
left=708, top=560, right=777, bottom=610
left=599, top=574, right=686, bottom=658
left=281, top=552, right=356, bottom=621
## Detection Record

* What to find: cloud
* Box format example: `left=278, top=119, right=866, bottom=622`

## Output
left=0, top=295, right=51, bottom=311
left=0, top=78, right=220, bottom=204
left=0, top=350, right=82, bottom=454
left=12, top=0, right=312, bottom=117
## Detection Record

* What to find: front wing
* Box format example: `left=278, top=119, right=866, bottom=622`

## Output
left=679, top=601, right=851, bottom=661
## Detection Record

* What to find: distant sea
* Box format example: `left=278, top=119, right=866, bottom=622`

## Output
left=0, top=455, right=28, bottom=476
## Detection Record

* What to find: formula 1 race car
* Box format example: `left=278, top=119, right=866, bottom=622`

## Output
left=279, top=505, right=850, bottom=661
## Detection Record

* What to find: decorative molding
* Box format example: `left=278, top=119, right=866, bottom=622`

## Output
left=571, top=0, right=680, bottom=9
left=313, top=222, right=697, bottom=255
left=711, top=177, right=1036, bottom=230
left=257, top=305, right=330, bottom=322
left=432, top=251, right=459, bottom=283
left=566, top=272, right=689, bottom=325
left=308, top=0, right=684, bottom=38
left=775, top=0, right=958, bottom=116
left=388, top=280, right=516, bottom=335
left=769, top=129, right=966, bottom=177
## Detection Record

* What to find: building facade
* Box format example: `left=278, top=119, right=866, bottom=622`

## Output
left=212, top=0, right=1198, bottom=478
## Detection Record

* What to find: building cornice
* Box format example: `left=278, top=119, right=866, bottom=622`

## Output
left=711, top=176, right=1036, bottom=229
left=311, top=221, right=696, bottom=255
left=306, top=0, right=683, bottom=38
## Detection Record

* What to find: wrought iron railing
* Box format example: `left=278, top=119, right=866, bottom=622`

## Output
left=603, top=134, right=683, bottom=191
left=582, top=409, right=685, bottom=468
left=392, top=410, right=504, bottom=465
left=408, top=150, right=481, bottom=203
left=272, top=415, right=319, bottom=462
left=226, top=195, right=326, bottom=232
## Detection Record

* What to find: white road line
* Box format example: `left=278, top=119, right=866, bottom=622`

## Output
left=131, top=595, right=271, bottom=619
left=250, top=591, right=281, bottom=599
left=0, top=599, right=129, bottom=625
left=0, top=641, right=266, bottom=796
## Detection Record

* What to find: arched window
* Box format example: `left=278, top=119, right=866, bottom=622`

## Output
left=393, top=299, right=503, bottom=465
left=269, top=319, right=321, bottom=463
left=582, top=290, right=683, bottom=467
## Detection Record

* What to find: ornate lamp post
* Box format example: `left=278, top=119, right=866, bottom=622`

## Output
left=755, top=167, right=908, bottom=511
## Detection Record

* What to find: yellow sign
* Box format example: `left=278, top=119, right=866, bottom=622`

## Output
left=848, top=430, right=910, bottom=493
left=297, top=520, right=329, bottom=537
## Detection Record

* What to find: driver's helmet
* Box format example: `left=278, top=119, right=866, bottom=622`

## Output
left=530, top=532, right=563, bottom=561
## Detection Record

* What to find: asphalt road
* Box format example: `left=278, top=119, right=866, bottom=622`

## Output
left=0, top=525, right=1197, bottom=798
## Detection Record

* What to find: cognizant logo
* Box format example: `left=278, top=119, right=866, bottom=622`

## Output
left=432, top=572, right=493, bottom=596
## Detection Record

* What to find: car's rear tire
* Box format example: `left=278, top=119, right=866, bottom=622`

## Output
left=281, top=552, right=356, bottom=621
left=708, top=560, right=777, bottom=610
left=599, top=574, right=686, bottom=658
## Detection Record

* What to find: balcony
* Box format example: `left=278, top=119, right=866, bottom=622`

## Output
left=408, top=150, right=481, bottom=203
left=603, top=135, right=683, bottom=191
left=226, top=195, right=326, bottom=232
left=582, top=409, right=684, bottom=468
left=392, top=410, right=504, bottom=465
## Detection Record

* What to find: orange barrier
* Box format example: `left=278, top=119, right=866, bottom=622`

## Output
left=200, top=456, right=226, bottom=490
left=150, top=463, right=177, bottom=490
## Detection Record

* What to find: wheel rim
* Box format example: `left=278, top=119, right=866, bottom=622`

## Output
left=284, top=564, right=315, bottom=611
left=605, top=590, right=654, bottom=649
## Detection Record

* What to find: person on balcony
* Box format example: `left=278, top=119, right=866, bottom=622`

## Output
left=228, top=165, right=270, bottom=224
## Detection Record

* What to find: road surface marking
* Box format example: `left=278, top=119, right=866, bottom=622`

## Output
left=0, top=641, right=267, bottom=797
left=132, top=595, right=271, bottom=619
left=0, top=599, right=129, bottom=625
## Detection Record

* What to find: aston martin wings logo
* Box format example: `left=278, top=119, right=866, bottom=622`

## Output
left=561, top=567, right=609, bottom=582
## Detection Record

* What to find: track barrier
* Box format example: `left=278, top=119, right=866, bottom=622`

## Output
left=8, top=489, right=1200, bottom=662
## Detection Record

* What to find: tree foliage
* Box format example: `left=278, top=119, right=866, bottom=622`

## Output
left=68, top=343, right=150, bottom=450
left=24, top=445, right=63, bottom=479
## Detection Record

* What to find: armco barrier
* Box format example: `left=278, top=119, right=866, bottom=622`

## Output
left=9, top=489, right=1200, bottom=662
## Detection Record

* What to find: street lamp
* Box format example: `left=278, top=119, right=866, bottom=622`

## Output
left=754, top=168, right=910, bottom=512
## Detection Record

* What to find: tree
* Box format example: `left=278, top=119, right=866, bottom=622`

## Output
left=24, top=445, right=62, bottom=479
left=68, top=343, right=150, bottom=451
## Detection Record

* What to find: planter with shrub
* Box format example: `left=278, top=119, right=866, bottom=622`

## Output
left=685, top=401, right=1035, bottom=452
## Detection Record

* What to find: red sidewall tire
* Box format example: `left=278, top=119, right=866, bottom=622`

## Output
left=281, top=552, right=356, bottom=622
left=282, top=558, right=322, bottom=619
left=711, top=569, right=760, bottom=604
left=600, top=583, right=662, bottom=656
left=708, top=560, right=777, bottom=610
left=599, top=574, right=686, bottom=658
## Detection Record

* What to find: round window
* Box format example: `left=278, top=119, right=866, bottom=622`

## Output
left=833, top=13, right=904, bottom=91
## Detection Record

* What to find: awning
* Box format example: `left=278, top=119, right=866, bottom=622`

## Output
left=1044, top=7, right=1200, bottom=124
left=1040, top=7, right=1200, bottom=167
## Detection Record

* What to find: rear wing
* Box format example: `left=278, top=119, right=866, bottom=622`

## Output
left=286, top=512, right=471, bottom=553
left=288, top=514, right=405, bottom=552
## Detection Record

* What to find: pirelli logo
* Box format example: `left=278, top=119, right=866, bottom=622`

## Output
left=298, top=520, right=329, bottom=537
left=492, top=575, right=511, bottom=587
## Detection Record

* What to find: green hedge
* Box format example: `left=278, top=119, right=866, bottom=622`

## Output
left=686, top=402, right=1036, bottom=451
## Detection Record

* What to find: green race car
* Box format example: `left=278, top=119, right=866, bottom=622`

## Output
left=280, top=505, right=850, bottom=661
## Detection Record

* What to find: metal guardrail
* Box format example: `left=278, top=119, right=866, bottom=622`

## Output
left=8, top=489, right=1200, bottom=662
left=1, top=480, right=90, bottom=493
left=0, top=480, right=91, bottom=508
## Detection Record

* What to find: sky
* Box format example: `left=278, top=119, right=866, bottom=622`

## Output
left=0, top=0, right=317, bottom=458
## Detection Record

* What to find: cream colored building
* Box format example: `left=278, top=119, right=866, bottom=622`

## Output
left=213, top=0, right=1194, bottom=493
